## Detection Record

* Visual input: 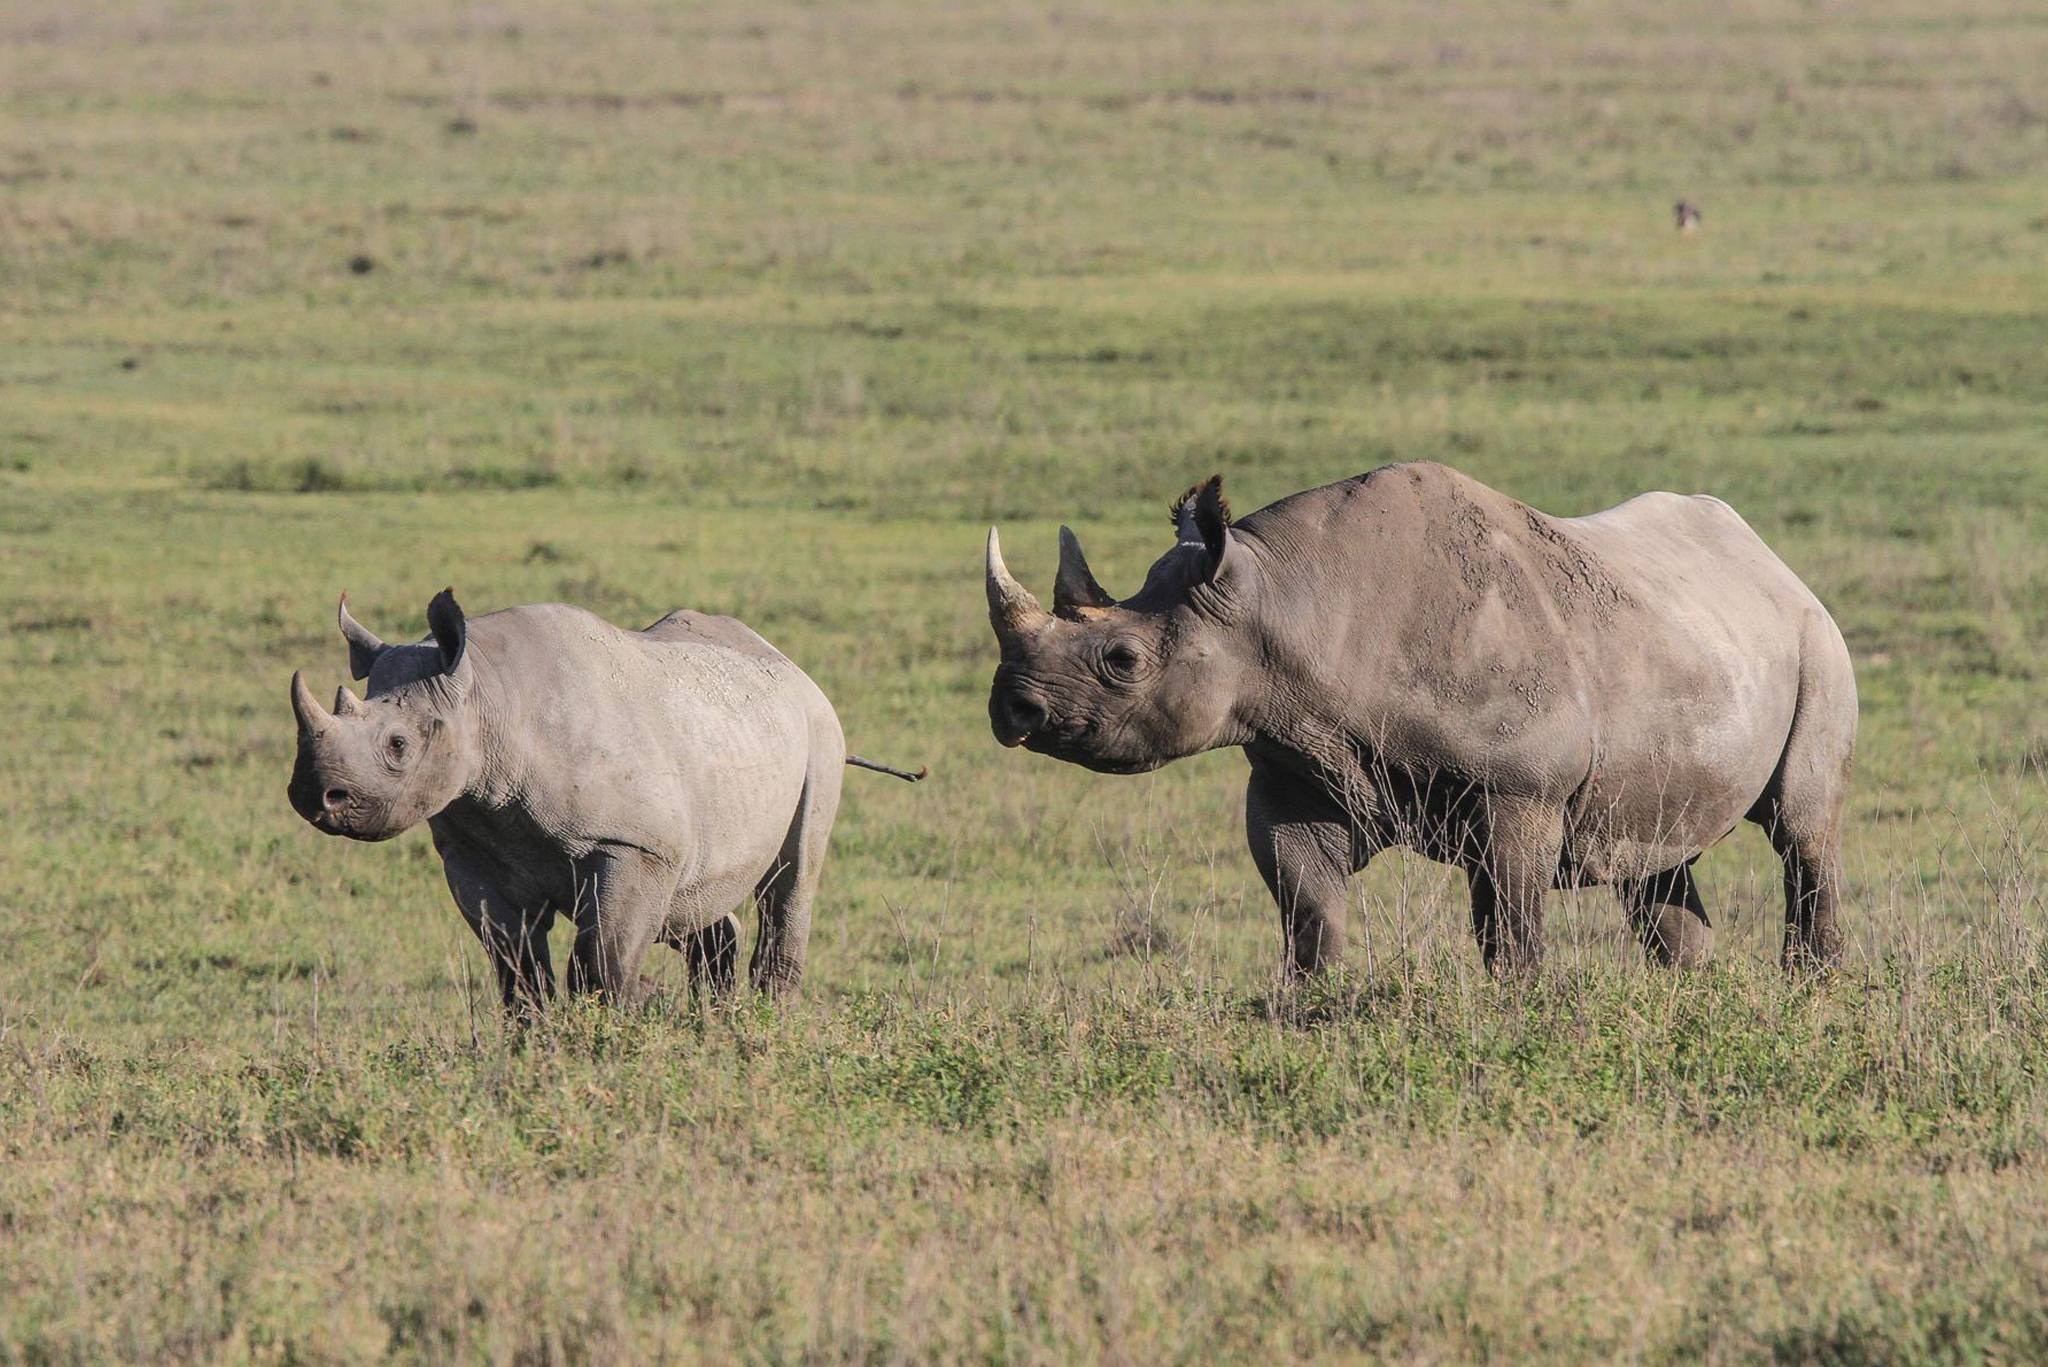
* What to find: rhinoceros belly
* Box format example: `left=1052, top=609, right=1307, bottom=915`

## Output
left=1560, top=717, right=1788, bottom=885
left=644, top=648, right=820, bottom=931
left=1552, top=507, right=1806, bottom=883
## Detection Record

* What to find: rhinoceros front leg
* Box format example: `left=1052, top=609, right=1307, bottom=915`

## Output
left=1245, top=766, right=1366, bottom=978
left=565, top=846, right=679, bottom=1008
left=437, top=839, right=556, bottom=1021
left=1467, top=795, right=1564, bottom=981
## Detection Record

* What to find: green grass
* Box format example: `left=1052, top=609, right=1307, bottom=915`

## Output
left=4, top=1, right=2048, bottom=1360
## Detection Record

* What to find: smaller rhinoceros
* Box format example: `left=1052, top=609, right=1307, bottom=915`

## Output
left=286, top=589, right=922, bottom=1015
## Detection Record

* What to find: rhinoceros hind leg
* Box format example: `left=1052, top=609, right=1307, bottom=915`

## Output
left=677, top=912, right=739, bottom=996
left=1750, top=627, right=1854, bottom=972
left=1616, top=863, right=1713, bottom=969
left=749, top=750, right=844, bottom=998
left=1764, top=820, right=1845, bottom=972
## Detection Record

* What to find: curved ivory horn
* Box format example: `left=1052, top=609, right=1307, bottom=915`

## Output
left=337, top=591, right=387, bottom=681
left=985, top=528, right=1050, bottom=640
left=334, top=684, right=366, bottom=717
left=290, top=670, right=332, bottom=736
left=1053, top=525, right=1115, bottom=612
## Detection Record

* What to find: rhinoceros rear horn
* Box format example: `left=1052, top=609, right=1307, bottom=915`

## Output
left=337, top=592, right=388, bottom=681
left=985, top=529, right=1050, bottom=642
left=1053, top=526, right=1115, bottom=614
left=290, top=670, right=332, bottom=737
left=426, top=587, right=467, bottom=674
left=333, top=684, right=366, bottom=717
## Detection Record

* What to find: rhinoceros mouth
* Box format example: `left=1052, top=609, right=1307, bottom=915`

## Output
left=1022, top=734, right=1164, bottom=776
left=290, top=782, right=403, bottom=842
left=1075, top=755, right=1167, bottom=776
left=310, top=809, right=405, bottom=842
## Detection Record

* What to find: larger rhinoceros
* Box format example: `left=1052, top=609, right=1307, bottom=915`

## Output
left=287, top=590, right=922, bottom=1015
left=983, top=462, right=1855, bottom=978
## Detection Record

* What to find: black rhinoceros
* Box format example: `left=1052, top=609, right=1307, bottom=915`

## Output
left=287, top=590, right=921, bottom=1015
left=984, top=463, right=1855, bottom=978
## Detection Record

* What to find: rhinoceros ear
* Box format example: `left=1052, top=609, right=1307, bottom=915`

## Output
left=1171, top=475, right=1233, bottom=577
left=426, top=588, right=467, bottom=675
left=337, top=592, right=388, bottom=681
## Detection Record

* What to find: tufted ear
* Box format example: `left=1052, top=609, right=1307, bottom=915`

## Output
left=1171, top=474, right=1233, bottom=576
left=425, top=588, right=466, bottom=675
left=337, top=592, right=388, bottom=681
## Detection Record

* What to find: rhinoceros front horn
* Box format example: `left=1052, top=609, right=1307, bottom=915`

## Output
left=985, top=528, right=1051, bottom=641
left=291, top=670, right=333, bottom=737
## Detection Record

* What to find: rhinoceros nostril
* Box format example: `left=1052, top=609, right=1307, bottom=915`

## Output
left=1007, top=696, right=1047, bottom=738
left=322, top=787, right=351, bottom=812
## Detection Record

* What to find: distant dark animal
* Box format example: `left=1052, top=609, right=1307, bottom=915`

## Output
left=1674, top=201, right=1702, bottom=234
left=983, top=463, right=1855, bottom=979
left=287, top=590, right=921, bottom=1016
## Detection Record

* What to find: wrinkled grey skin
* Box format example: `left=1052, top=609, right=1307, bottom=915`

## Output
left=986, top=462, right=1855, bottom=978
left=288, top=590, right=846, bottom=1014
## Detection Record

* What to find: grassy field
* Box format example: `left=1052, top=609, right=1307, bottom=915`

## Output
left=5, top=0, right=2048, bottom=1359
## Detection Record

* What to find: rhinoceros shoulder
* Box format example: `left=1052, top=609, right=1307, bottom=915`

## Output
left=1236, top=460, right=1499, bottom=539
left=637, top=608, right=790, bottom=664
left=463, top=604, right=798, bottom=681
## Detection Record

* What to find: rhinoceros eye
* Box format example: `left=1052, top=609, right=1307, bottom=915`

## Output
left=385, top=732, right=410, bottom=763
left=1100, top=640, right=1144, bottom=683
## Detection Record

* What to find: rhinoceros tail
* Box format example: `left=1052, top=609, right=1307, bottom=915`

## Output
left=846, top=755, right=929, bottom=783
